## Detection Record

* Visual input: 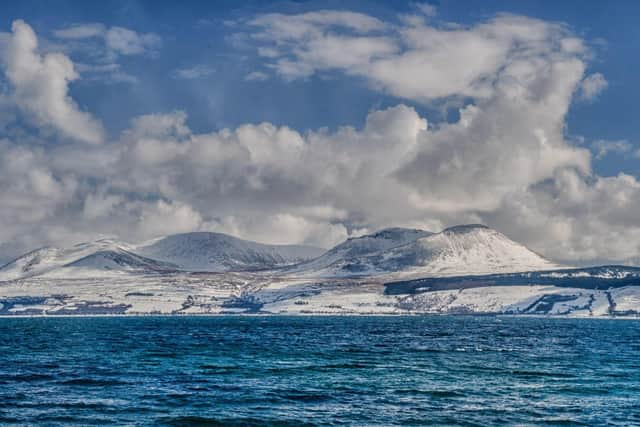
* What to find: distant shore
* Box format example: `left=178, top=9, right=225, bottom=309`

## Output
left=1, top=313, right=638, bottom=320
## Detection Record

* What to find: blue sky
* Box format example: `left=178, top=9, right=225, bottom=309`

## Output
left=1, top=0, right=637, bottom=175
left=0, top=0, right=639, bottom=265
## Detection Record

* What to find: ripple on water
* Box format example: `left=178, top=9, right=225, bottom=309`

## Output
left=0, top=316, right=638, bottom=426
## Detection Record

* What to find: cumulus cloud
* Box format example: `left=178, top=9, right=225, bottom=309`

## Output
left=579, top=72, right=608, bottom=100
left=0, top=20, right=105, bottom=144
left=1, top=14, right=640, bottom=268
left=489, top=170, right=640, bottom=265
left=248, top=12, right=588, bottom=101
left=213, top=214, right=348, bottom=248
left=136, top=200, right=203, bottom=238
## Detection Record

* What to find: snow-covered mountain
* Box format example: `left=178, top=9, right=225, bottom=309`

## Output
left=1, top=224, right=639, bottom=317
left=0, top=232, right=325, bottom=280
left=289, top=227, right=432, bottom=275
left=59, top=248, right=178, bottom=277
left=135, top=232, right=325, bottom=272
left=291, top=224, right=561, bottom=278
left=0, top=239, right=173, bottom=281
left=381, top=224, right=562, bottom=276
left=0, top=224, right=562, bottom=281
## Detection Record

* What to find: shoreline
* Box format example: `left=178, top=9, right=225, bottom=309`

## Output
left=0, top=312, right=638, bottom=320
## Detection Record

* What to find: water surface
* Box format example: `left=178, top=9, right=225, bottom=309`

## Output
left=0, top=316, right=638, bottom=426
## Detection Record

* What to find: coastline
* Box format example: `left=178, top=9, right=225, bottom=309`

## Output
left=1, top=312, right=638, bottom=320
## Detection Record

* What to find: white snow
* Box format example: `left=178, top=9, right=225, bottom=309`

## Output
left=287, top=227, right=431, bottom=274
left=1, top=273, right=638, bottom=317
left=612, top=287, right=640, bottom=313
left=135, top=232, right=325, bottom=272
left=0, top=224, right=637, bottom=317
left=290, top=224, right=562, bottom=278
left=0, top=232, right=324, bottom=281
left=0, top=239, right=144, bottom=281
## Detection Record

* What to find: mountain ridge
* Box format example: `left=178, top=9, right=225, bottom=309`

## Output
left=0, top=224, right=561, bottom=281
left=0, top=232, right=325, bottom=281
left=2, top=225, right=640, bottom=317
left=289, top=224, right=561, bottom=278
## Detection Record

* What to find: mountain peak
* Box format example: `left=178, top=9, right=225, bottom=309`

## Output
left=0, top=225, right=561, bottom=282
left=135, top=231, right=324, bottom=272
left=289, top=227, right=432, bottom=275
left=442, top=224, right=490, bottom=234
left=348, top=227, right=431, bottom=241
left=289, top=223, right=559, bottom=278
left=0, top=231, right=325, bottom=280
left=0, top=238, right=132, bottom=281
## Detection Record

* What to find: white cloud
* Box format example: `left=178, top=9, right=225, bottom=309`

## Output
left=2, top=15, right=640, bottom=268
left=251, top=10, right=387, bottom=40
left=54, top=22, right=160, bottom=56
left=490, top=170, right=640, bottom=264
left=127, top=110, right=190, bottom=138
left=591, top=139, right=632, bottom=159
left=579, top=72, right=608, bottom=100
left=51, top=22, right=160, bottom=84
left=172, top=65, right=215, bottom=80
left=104, top=27, right=160, bottom=56
left=245, top=71, right=268, bottom=81
left=1, top=20, right=105, bottom=144
left=66, top=104, right=589, bottom=254
left=415, top=3, right=437, bottom=17
left=213, top=213, right=348, bottom=248
left=248, top=12, right=589, bottom=101
left=136, top=200, right=203, bottom=238
left=75, top=61, right=138, bottom=84
left=53, top=23, right=105, bottom=39
left=244, top=11, right=596, bottom=213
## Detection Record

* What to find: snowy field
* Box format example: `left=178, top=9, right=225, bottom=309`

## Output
left=1, top=271, right=639, bottom=317
left=1, top=226, right=639, bottom=317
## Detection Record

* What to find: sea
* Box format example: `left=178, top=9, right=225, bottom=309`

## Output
left=0, top=316, right=638, bottom=426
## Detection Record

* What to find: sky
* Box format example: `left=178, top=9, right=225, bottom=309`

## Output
left=0, top=0, right=639, bottom=266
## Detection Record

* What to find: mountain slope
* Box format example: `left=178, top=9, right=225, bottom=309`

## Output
left=293, top=224, right=562, bottom=277
left=60, top=248, right=178, bottom=275
left=135, top=232, right=325, bottom=272
left=0, top=239, right=179, bottom=281
left=0, top=239, right=129, bottom=281
left=290, top=227, right=432, bottom=275
left=382, top=224, right=562, bottom=276
left=0, top=232, right=326, bottom=280
left=0, top=225, right=561, bottom=281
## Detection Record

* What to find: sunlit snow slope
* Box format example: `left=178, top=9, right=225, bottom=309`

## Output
left=292, top=224, right=561, bottom=277
left=135, top=232, right=325, bottom=272
left=0, top=239, right=175, bottom=280
left=0, top=233, right=324, bottom=280
left=1, top=224, right=639, bottom=317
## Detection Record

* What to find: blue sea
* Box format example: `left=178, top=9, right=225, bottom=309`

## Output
left=0, top=316, right=639, bottom=426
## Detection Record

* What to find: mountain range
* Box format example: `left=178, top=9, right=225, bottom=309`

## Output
left=0, top=224, right=559, bottom=280
left=0, top=233, right=324, bottom=280
left=0, top=224, right=638, bottom=317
